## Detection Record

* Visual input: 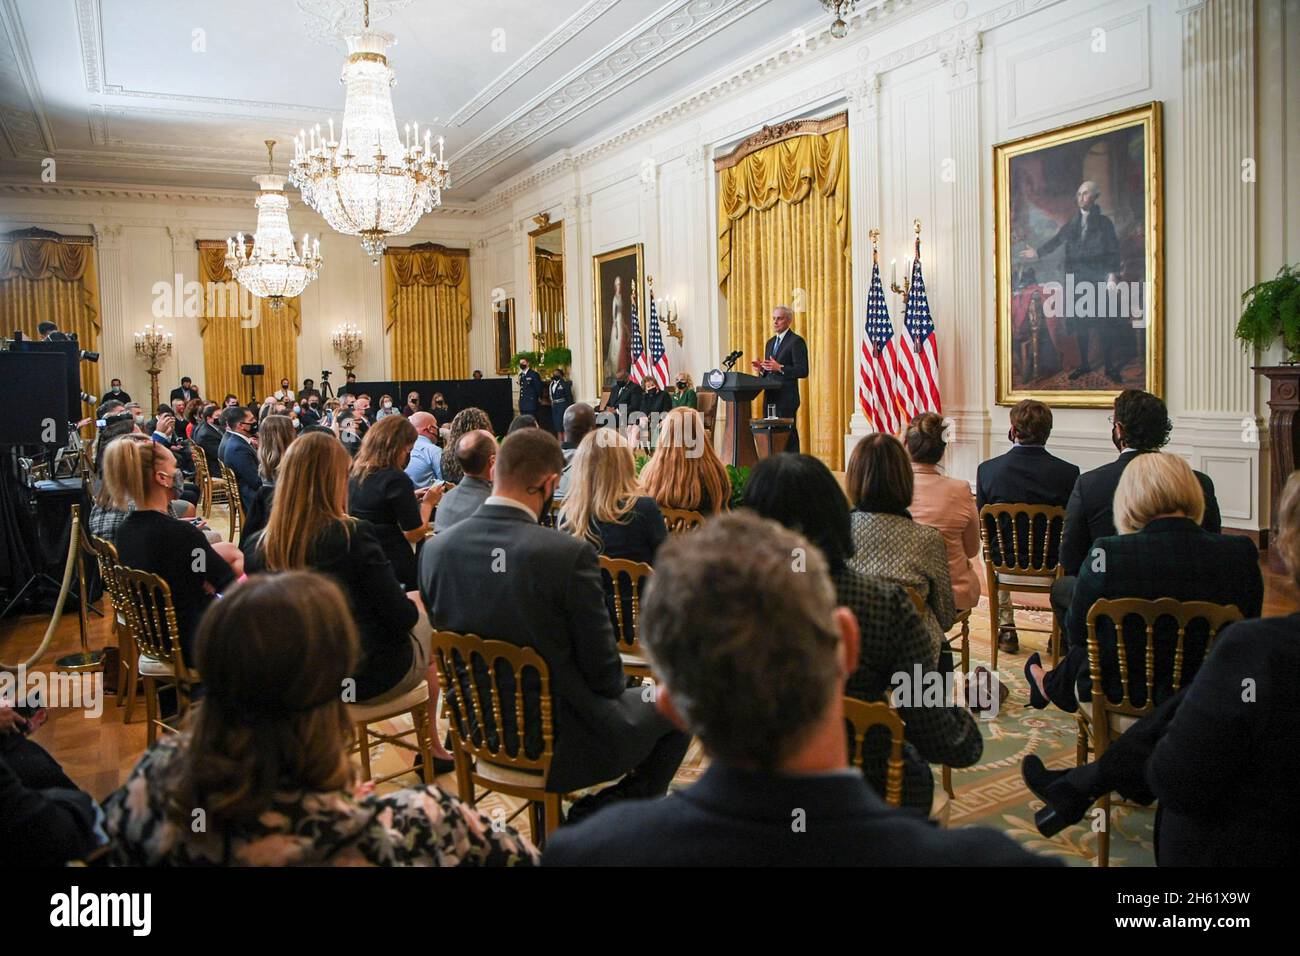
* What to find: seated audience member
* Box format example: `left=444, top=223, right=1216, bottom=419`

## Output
left=402, top=390, right=421, bottom=418
left=1052, top=389, right=1221, bottom=626
left=125, top=402, right=145, bottom=428
left=905, top=413, right=981, bottom=614
left=638, top=406, right=730, bottom=515
left=671, top=372, right=697, bottom=409
left=846, top=433, right=955, bottom=655
left=433, top=430, right=496, bottom=532
left=542, top=512, right=1052, bottom=866
left=560, top=429, right=666, bottom=565
left=1027, top=452, right=1262, bottom=714
left=419, top=429, right=689, bottom=816
left=104, top=435, right=243, bottom=663
left=376, top=394, right=401, bottom=420
left=471, top=370, right=483, bottom=381
left=191, top=402, right=223, bottom=472
left=334, top=409, right=363, bottom=457
left=743, top=454, right=982, bottom=813
left=976, top=399, right=1080, bottom=653
left=404, top=411, right=443, bottom=488
left=440, top=406, right=493, bottom=485
left=96, top=398, right=125, bottom=421
left=241, top=414, right=295, bottom=544
left=181, top=398, right=204, bottom=440
left=352, top=393, right=373, bottom=422
left=101, top=572, right=536, bottom=866
left=218, top=404, right=262, bottom=512
left=347, top=415, right=442, bottom=592
left=557, top=402, right=598, bottom=499
left=430, top=392, right=452, bottom=427
left=244, top=435, right=450, bottom=774
left=508, top=413, right=540, bottom=434
left=1022, top=469, right=1300, bottom=864
left=1, top=705, right=103, bottom=865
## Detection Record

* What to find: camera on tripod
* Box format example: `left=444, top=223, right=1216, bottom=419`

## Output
left=320, top=369, right=331, bottom=380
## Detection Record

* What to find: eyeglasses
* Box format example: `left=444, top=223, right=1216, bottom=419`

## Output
left=1106, top=415, right=1115, bottom=425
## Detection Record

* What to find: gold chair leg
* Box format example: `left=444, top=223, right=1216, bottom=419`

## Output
left=1098, top=793, right=1111, bottom=867
left=452, top=739, right=474, bottom=805
left=1049, top=616, right=1061, bottom=667
left=122, top=640, right=139, bottom=724
left=989, top=585, right=1001, bottom=672
left=356, top=723, right=372, bottom=781
left=412, top=705, right=435, bottom=786
left=143, top=676, right=158, bottom=746
left=528, top=801, right=545, bottom=847
left=941, top=764, right=954, bottom=799
left=544, top=794, right=563, bottom=846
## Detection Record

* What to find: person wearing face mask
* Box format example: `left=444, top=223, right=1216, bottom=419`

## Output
left=1049, top=389, right=1222, bottom=640
left=548, top=367, right=573, bottom=435
left=516, top=358, right=544, bottom=420
left=975, top=400, right=1079, bottom=653
left=299, top=395, right=322, bottom=427
left=402, top=390, right=421, bottom=418
left=671, top=372, right=697, bottom=410
left=376, top=394, right=401, bottom=421
left=634, top=375, right=672, bottom=449
left=103, top=435, right=243, bottom=666
left=419, top=428, right=689, bottom=812
left=218, top=404, right=262, bottom=513
left=274, top=379, right=294, bottom=403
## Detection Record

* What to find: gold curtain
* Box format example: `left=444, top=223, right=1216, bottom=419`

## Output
left=534, top=252, right=565, bottom=350
left=384, top=244, right=471, bottom=379
left=0, top=231, right=102, bottom=401
left=197, top=241, right=300, bottom=403
left=717, top=118, right=851, bottom=468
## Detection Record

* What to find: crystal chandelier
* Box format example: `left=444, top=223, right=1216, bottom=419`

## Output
left=820, top=0, right=860, bottom=39
left=289, top=0, right=450, bottom=262
left=227, top=140, right=323, bottom=310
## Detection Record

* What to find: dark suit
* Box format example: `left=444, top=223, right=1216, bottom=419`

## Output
left=604, top=379, right=643, bottom=431
left=976, top=444, right=1080, bottom=569
left=1042, top=517, right=1262, bottom=713
left=760, top=329, right=809, bottom=453
left=542, top=762, right=1055, bottom=866
left=418, top=503, right=688, bottom=794
left=517, top=368, right=544, bottom=416
left=218, top=431, right=262, bottom=513
left=169, top=386, right=199, bottom=404
left=548, top=376, right=574, bottom=434
left=192, top=421, right=222, bottom=472
left=1035, top=205, right=1123, bottom=371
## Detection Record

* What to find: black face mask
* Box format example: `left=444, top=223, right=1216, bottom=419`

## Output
left=1111, top=424, right=1123, bottom=452
left=552, top=372, right=561, bottom=379
left=676, top=381, right=686, bottom=389
left=244, top=421, right=258, bottom=436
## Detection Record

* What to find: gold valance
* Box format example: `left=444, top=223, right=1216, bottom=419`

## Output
left=0, top=229, right=101, bottom=331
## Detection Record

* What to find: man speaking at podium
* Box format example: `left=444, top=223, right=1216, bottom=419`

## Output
left=750, top=305, right=809, bottom=453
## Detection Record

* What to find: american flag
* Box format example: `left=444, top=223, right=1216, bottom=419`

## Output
left=648, top=295, right=670, bottom=388
left=628, top=285, right=651, bottom=383
left=894, top=235, right=942, bottom=416
left=859, top=257, right=901, bottom=434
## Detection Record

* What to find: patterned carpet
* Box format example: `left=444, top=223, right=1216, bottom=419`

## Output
left=365, top=595, right=1149, bottom=866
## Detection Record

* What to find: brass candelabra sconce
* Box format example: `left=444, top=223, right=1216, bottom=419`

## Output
left=647, top=276, right=684, bottom=345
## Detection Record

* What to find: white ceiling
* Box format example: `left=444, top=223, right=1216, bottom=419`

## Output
left=0, top=0, right=826, bottom=202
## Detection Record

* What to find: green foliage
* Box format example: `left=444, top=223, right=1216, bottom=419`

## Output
left=727, top=464, right=750, bottom=509
left=508, top=350, right=540, bottom=373
left=1235, top=264, right=1300, bottom=360
left=634, top=452, right=650, bottom=475
left=541, top=346, right=573, bottom=371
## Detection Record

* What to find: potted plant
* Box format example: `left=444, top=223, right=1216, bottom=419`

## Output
left=508, top=350, right=541, bottom=374
left=541, top=346, right=573, bottom=373
left=1235, top=264, right=1300, bottom=361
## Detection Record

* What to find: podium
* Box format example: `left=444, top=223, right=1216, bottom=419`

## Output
left=699, top=370, right=768, bottom=467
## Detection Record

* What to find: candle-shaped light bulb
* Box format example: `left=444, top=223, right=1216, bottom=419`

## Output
left=328, top=117, right=335, bottom=143
left=313, top=238, right=319, bottom=257
left=891, top=258, right=897, bottom=285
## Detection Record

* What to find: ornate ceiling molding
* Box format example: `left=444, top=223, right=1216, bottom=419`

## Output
left=296, top=0, right=415, bottom=50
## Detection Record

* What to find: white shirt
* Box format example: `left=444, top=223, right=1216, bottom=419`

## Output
left=484, top=494, right=537, bottom=521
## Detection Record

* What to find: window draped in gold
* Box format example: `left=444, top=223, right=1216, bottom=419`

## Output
left=534, top=251, right=565, bottom=352
left=383, top=243, right=471, bottom=379
left=0, top=229, right=102, bottom=399
left=197, top=240, right=300, bottom=403
left=716, top=115, right=851, bottom=469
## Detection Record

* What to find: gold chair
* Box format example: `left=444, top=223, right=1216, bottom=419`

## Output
left=87, top=535, right=140, bottom=722
left=979, top=503, right=1067, bottom=670
left=1078, top=597, right=1242, bottom=867
left=347, top=681, right=435, bottom=787
left=903, top=585, right=966, bottom=800
left=218, top=461, right=244, bottom=543
left=661, top=507, right=705, bottom=534
left=597, top=555, right=654, bottom=679
left=115, top=567, right=199, bottom=745
left=191, top=450, right=227, bottom=519
left=430, top=629, right=617, bottom=846
left=843, top=696, right=906, bottom=808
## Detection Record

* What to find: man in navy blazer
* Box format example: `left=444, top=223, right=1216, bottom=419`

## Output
left=218, top=404, right=261, bottom=513
left=750, top=305, right=809, bottom=453
left=1050, top=390, right=1221, bottom=627
left=543, top=512, right=1054, bottom=867
left=976, top=399, right=1080, bottom=653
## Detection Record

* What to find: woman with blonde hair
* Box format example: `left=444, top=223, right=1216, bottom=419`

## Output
left=671, top=371, right=697, bottom=409
left=241, top=413, right=295, bottom=543
left=348, top=414, right=443, bottom=590
left=243, top=433, right=452, bottom=770
left=560, top=429, right=666, bottom=565
left=638, top=406, right=729, bottom=515
left=103, top=433, right=243, bottom=664
left=440, top=406, right=493, bottom=484
left=101, top=572, right=537, bottom=866
left=1026, top=451, right=1263, bottom=713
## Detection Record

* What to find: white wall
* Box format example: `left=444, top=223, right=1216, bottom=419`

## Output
left=3, top=0, right=1295, bottom=530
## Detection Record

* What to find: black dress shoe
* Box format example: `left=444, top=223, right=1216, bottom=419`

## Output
left=1068, top=366, right=1092, bottom=380
left=1021, top=754, right=1068, bottom=803
left=1033, top=777, right=1096, bottom=837
left=1104, top=366, right=1123, bottom=383
left=997, top=628, right=1019, bottom=653
left=411, top=750, right=457, bottom=777
left=1023, top=652, right=1049, bottom=709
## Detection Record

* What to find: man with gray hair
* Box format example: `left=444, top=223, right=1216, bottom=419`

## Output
left=1020, top=179, right=1122, bottom=382
left=751, top=304, right=808, bottom=453
left=544, top=511, right=1053, bottom=866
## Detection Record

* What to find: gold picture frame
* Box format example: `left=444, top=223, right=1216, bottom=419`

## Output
left=592, top=243, right=644, bottom=393
left=994, top=101, right=1163, bottom=406
left=494, top=297, right=515, bottom=375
